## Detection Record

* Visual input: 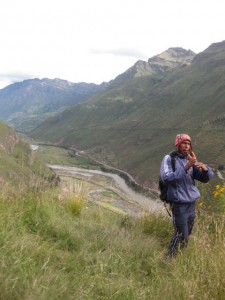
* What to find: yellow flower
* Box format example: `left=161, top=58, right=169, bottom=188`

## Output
left=213, top=191, right=219, bottom=197
left=216, top=185, right=220, bottom=190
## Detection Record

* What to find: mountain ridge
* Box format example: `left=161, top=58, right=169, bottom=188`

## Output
left=0, top=47, right=194, bottom=133
left=0, top=78, right=107, bottom=132
left=112, top=47, right=195, bottom=83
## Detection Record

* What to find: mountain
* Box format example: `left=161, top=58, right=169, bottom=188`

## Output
left=20, top=42, right=225, bottom=184
left=0, top=78, right=106, bottom=132
left=112, top=47, right=195, bottom=83
left=30, top=47, right=206, bottom=183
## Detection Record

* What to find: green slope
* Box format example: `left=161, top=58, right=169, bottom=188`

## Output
left=31, top=41, right=225, bottom=184
left=0, top=121, right=55, bottom=188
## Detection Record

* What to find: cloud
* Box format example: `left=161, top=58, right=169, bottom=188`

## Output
left=90, top=48, right=148, bottom=60
left=0, top=72, right=34, bottom=83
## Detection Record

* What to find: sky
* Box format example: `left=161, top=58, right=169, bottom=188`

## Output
left=0, top=0, right=225, bottom=88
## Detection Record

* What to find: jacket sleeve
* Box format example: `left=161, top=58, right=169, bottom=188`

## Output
left=193, top=165, right=214, bottom=183
left=160, top=155, right=186, bottom=183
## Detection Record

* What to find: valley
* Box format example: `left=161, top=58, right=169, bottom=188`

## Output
left=1, top=41, right=225, bottom=189
left=49, top=164, right=162, bottom=216
left=0, top=6, right=225, bottom=296
left=34, top=144, right=163, bottom=216
left=30, top=42, right=225, bottom=184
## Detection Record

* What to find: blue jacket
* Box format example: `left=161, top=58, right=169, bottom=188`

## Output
left=160, top=152, right=214, bottom=203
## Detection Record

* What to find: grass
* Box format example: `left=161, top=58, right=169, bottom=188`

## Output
left=1, top=137, right=224, bottom=299
left=95, top=200, right=127, bottom=215
left=0, top=124, right=55, bottom=189
left=0, top=182, right=224, bottom=300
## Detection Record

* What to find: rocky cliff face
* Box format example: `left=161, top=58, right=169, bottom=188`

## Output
left=147, top=47, right=195, bottom=73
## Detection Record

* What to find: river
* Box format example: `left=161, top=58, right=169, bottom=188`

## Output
left=48, top=164, right=163, bottom=213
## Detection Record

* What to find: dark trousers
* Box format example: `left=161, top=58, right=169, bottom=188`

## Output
left=167, top=202, right=195, bottom=257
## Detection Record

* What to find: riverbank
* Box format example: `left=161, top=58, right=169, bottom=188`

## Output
left=48, top=164, right=164, bottom=216
left=35, top=142, right=159, bottom=198
left=32, top=143, right=163, bottom=215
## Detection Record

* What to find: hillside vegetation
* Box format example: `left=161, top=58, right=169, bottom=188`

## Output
left=31, top=41, right=225, bottom=185
left=0, top=121, right=55, bottom=188
left=0, top=127, right=224, bottom=299
left=0, top=177, right=224, bottom=299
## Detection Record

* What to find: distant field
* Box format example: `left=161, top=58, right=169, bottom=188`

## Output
left=34, top=144, right=100, bottom=169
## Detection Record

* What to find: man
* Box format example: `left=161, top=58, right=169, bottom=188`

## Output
left=160, top=134, right=214, bottom=257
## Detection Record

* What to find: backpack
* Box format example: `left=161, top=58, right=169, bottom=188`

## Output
left=159, top=151, right=177, bottom=203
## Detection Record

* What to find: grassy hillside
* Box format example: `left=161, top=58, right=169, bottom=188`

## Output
left=0, top=179, right=224, bottom=299
left=0, top=129, right=224, bottom=299
left=31, top=41, right=225, bottom=184
left=0, top=121, right=56, bottom=188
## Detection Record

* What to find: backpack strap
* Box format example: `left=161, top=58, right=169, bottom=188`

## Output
left=169, top=151, right=177, bottom=172
left=163, top=202, right=172, bottom=217
left=164, top=151, right=177, bottom=217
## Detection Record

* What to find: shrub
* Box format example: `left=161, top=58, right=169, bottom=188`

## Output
left=61, top=181, right=87, bottom=216
left=65, top=196, right=85, bottom=216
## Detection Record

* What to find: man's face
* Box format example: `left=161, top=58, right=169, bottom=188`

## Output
left=179, top=141, right=191, bottom=155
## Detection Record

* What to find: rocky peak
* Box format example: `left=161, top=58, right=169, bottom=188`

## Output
left=113, top=47, right=196, bottom=83
left=148, top=47, right=196, bottom=73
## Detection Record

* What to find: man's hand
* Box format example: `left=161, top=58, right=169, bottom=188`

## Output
left=185, top=153, right=208, bottom=172
left=195, top=162, right=208, bottom=172
left=185, top=153, right=197, bottom=171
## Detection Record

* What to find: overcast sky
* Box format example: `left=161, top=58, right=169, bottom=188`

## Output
left=0, top=0, right=224, bottom=88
